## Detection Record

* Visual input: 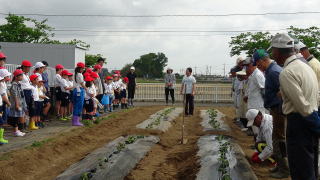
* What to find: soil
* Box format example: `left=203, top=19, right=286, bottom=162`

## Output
left=125, top=107, right=204, bottom=180
left=215, top=107, right=290, bottom=180
left=0, top=106, right=164, bottom=180
left=0, top=105, right=290, bottom=180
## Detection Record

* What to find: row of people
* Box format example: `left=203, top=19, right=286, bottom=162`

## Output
left=231, top=33, right=320, bottom=180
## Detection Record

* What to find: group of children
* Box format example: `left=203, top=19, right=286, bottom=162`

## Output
left=0, top=53, right=133, bottom=144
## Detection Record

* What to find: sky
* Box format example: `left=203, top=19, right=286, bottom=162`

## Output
left=0, top=0, right=320, bottom=75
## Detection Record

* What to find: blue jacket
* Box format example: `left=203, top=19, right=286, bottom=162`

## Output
left=264, top=62, right=282, bottom=108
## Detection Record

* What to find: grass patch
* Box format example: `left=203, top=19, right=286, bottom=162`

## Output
left=29, top=138, right=54, bottom=148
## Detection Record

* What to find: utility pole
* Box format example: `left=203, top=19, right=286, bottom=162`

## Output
left=223, top=63, right=226, bottom=77
left=209, top=66, right=212, bottom=75
left=194, top=66, right=197, bottom=75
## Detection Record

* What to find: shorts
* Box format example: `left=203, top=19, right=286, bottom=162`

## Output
left=30, top=101, right=43, bottom=117
left=114, top=91, right=121, bottom=100
left=61, top=92, right=71, bottom=107
left=120, top=89, right=127, bottom=98
left=55, top=87, right=62, bottom=101
left=23, top=89, right=32, bottom=111
left=69, top=90, right=73, bottom=103
left=96, top=94, right=103, bottom=102
left=84, top=99, right=94, bottom=113
left=8, top=117, right=19, bottom=127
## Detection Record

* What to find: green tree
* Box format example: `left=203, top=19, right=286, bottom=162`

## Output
left=0, top=14, right=54, bottom=43
left=288, top=26, right=320, bottom=59
left=229, top=31, right=272, bottom=57
left=120, top=63, right=133, bottom=76
left=85, top=54, right=106, bottom=67
left=133, top=52, right=168, bottom=78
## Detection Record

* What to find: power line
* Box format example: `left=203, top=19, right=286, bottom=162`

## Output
left=2, top=11, right=320, bottom=17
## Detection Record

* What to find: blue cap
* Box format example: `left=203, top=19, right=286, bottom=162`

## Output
left=253, top=49, right=269, bottom=66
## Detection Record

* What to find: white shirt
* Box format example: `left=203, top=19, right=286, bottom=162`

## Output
left=246, top=68, right=265, bottom=110
left=256, top=114, right=273, bottom=161
left=38, top=86, right=45, bottom=102
left=182, top=75, right=196, bottom=94
left=113, top=80, right=121, bottom=90
left=67, top=80, right=74, bottom=89
left=60, top=79, right=70, bottom=93
left=31, top=85, right=40, bottom=101
left=21, top=73, right=33, bottom=90
left=0, top=82, right=5, bottom=106
left=74, top=73, right=84, bottom=90
left=55, top=74, right=62, bottom=87
left=35, top=72, right=43, bottom=81
left=280, top=55, right=319, bottom=116
left=121, top=82, right=127, bottom=90
left=104, top=83, right=114, bottom=94
left=85, top=86, right=96, bottom=100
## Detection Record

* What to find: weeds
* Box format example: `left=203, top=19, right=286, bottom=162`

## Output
left=29, top=138, right=54, bottom=148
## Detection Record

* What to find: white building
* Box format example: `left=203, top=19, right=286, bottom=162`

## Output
left=0, top=42, right=86, bottom=69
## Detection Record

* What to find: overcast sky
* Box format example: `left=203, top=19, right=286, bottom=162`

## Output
left=0, top=0, right=320, bottom=75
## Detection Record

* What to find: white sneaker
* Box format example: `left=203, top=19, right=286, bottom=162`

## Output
left=14, top=131, right=25, bottom=137
left=241, top=128, right=248, bottom=132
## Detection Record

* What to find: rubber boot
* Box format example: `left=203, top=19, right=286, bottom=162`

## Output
left=72, top=116, right=83, bottom=126
left=29, top=121, right=39, bottom=130
left=0, top=128, right=8, bottom=144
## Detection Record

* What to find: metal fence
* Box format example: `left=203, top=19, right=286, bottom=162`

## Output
left=135, top=83, right=232, bottom=103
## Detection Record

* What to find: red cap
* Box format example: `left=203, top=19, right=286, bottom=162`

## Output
left=86, top=68, right=92, bottom=73
left=94, top=64, right=102, bottom=70
left=13, top=69, right=24, bottom=77
left=68, top=72, right=73, bottom=76
left=105, top=76, right=113, bottom=80
left=115, top=70, right=121, bottom=75
left=123, top=77, right=129, bottom=83
left=0, top=67, right=6, bottom=69
left=21, top=60, right=32, bottom=67
left=77, top=62, right=85, bottom=68
left=55, top=64, right=64, bottom=70
left=61, top=70, right=69, bottom=76
left=91, top=72, right=99, bottom=79
left=112, top=74, right=119, bottom=78
left=0, top=52, right=7, bottom=59
left=30, top=74, right=39, bottom=81
left=84, top=75, right=94, bottom=82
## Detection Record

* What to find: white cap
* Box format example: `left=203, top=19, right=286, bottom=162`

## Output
left=236, top=57, right=245, bottom=65
left=34, top=62, right=45, bottom=69
left=130, top=66, right=135, bottom=70
left=294, top=41, right=307, bottom=51
left=236, top=69, right=246, bottom=76
left=246, top=109, right=259, bottom=127
left=268, top=33, right=294, bottom=50
left=0, top=69, right=11, bottom=78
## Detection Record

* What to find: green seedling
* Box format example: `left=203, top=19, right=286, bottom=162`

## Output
left=146, top=108, right=175, bottom=129
left=82, top=119, right=94, bottom=127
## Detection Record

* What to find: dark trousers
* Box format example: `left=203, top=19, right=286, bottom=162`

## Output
left=165, top=88, right=175, bottom=103
left=128, top=86, right=135, bottom=99
left=287, top=113, right=318, bottom=180
left=185, top=94, right=194, bottom=115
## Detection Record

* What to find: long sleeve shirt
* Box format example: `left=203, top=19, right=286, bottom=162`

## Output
left=164, top=73, right=176, bottom=89
left=264, top=62, right=282, bottom=108
left=279, top=55, right=319, bottom=116
left=246, top=68, right=265, bottom=110
left=307, top=56, right=320, bottom=103
left=256, top=114, right=273, bottom=161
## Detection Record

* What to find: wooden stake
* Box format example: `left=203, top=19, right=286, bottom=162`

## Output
left=181, top=84, right=188, bottom=144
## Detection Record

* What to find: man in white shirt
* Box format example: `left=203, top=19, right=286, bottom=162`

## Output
left=180, top=67, right=196, bottom=116
left=271, top=33, right=319, bottom=180
left=246, top=109, right=274, bottom=164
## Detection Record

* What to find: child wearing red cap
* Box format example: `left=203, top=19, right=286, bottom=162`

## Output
left=8, top=69, right=27, bottom=137
left=30, top=74, right=47, bottom=130
left=84, top=76, right=95, bottom=120
left=0, top=52, right=7, bottom=69
left=104, top=76, right=114, bottom=112
left=55, top=64, right=64, bottom=117
left=120, top=77, right=129, bottom=109
left=20, top=60, right=33, bottom=125
left=72, top=62, right=86, bottom=126
left=113, top=74, right=121, bottom=109
left=60, top=70, right=73, bottom=121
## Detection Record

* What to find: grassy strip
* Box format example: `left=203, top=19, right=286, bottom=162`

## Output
left=146, top=107, right=175, bottom=129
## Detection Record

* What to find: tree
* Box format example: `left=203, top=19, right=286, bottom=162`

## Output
left=229, top=32, right=272, bottom=57
left=85, top=54, right=106, bottom=67
left=288, top=26, right=320, bottom=59
left=132, top=52, right=168, bottom=78
left=120, top=63, right=133, bottom=76
left=0, top=14, right=54, bottom=43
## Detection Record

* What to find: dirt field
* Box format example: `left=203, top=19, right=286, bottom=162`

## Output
left=0, top=105, right=290, bottom=180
